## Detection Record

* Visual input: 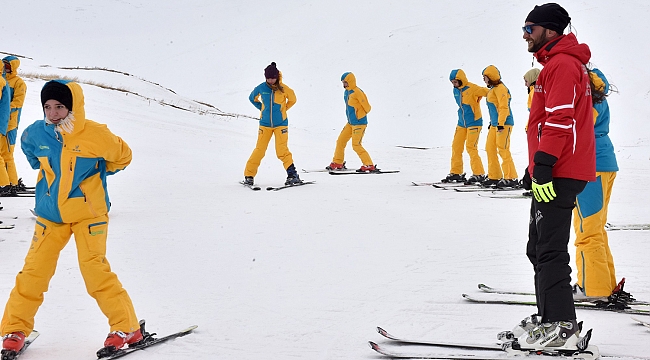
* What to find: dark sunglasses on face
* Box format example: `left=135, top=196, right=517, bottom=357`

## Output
left=522, top=24, right=540, bottom=34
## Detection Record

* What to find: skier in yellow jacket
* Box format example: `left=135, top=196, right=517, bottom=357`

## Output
left=244, top=62, right=301, bottom=186
left=482, top=65, right=518, bottom=188
left=2, top=56, right=27, bottom=192
left=1, top=80, right=143, bottom=358
left=444, top=69, right=489, bottom=184
left=0, top=66, right=11, bottom=195
left=327, top=72, right=377, bottom=172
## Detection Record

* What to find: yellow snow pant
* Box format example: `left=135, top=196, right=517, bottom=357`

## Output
left=244, top=126, right=294, bottom=177
left=573, top=172, right=617, bottom=297
left=0, top=134, right=11, bottom=186
left=485, top=125, right=517, bottom=180
left=1, top=215, right=140, bottom=337
left=332, top=123, right=373, bottom=166
left=450, top=125, right=484, bottom=175
left=5, top=111, right=20, bottom=184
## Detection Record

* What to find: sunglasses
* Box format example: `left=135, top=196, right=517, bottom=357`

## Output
left=522, top=23, right=541, bottom=34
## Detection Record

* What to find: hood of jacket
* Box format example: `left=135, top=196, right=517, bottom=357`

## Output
left=449, top=69, right=469, bottom=86
left=534, top=33, right=591, bottom=66
left=341, top=72, right=357, bottom=89
left=589, top=68, right=609, bottom=94
left=2, top=56, right=20, bottom=80
left=482, top=65, right=501, bottom=82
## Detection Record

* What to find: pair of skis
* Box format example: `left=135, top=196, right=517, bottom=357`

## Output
left=369, top=326, right=605, bottom=360
left=412, top=181, right=524, bottom=193
left=1, top=321, right=197, bottom=360
left=302, top=168, right=400, bottom=175
left=464, top=282, right=650, bottom=315
left=240, top=180, right=316, bottom=191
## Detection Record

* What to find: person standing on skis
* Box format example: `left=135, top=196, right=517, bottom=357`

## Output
left=442, top=69, right=489, bottom=184
left=1, top=80, right=143, bottom=358
left=326, top=72, right=377, bottom=173
left=511, top=3, right=596, bottom=352
left=2, top=56, right=28, bottom=193
left=243, top=62, right=301, bottom=186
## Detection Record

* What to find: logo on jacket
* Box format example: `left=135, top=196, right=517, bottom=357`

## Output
left=534, top=84, right=543, bottom=93
left=72, top=145, right=81, bottom=152
left=39, top=145, right=50, bottom=150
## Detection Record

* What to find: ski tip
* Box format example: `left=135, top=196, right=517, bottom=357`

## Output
left=368, top=341, right=380, bottom=350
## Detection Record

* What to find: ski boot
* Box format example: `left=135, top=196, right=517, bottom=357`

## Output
left=441, top=173, right=466, bottom=183
left=357, top=164, right=378, bottom=173
left=1, top=332, right=26, bottom=359
left=464, top=174, right=486, bottom=185
left=326, top=162, right=346, bottom=170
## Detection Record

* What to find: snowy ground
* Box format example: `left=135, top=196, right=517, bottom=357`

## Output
left=1, top=1, right=649, bottom=359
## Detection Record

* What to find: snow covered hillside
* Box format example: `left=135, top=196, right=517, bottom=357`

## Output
left=1, top=1, right=649, bottom=359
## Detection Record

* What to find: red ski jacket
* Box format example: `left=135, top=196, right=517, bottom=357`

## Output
left=527, top=33, right=596, bottom=182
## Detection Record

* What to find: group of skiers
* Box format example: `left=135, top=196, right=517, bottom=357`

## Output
left=242, top=2, right=622, bottom=356
left=0, top=56, right=28, bottom=197
left=0, top=2, right=631, bottom=358
left=243, top=62, right=377, bottom=187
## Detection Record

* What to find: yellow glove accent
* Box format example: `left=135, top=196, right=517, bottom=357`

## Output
left=532, top=181, right=556, bottom=202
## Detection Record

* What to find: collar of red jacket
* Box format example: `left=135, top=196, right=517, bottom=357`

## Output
left=533, top=33, right=591, bottom=66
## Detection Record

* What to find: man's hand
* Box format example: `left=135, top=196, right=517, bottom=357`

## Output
left=532, top=163, right=555, bottom=202
left=532, top=180, right=556, bottom=202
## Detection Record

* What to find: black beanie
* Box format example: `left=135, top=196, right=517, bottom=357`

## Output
left=264, top=62, right=279, bottom=79
left=525, top=3, right=571, bottom=34
left=41, top=81, right=73, bottom=111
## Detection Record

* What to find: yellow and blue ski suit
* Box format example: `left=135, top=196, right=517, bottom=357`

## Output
left=245, top=73, right=297, bottom=177
left=449, top=69, right=488, bottom=176
left=332, top=72, right=373, bottom=166
left=1, top=80, right=140, bottom=337
left=2, top=56, right=27, bottom=185
left=482, top=65, right=517, bottom=181
left=572, top=69, right=619, bottom=297
left=0, top=69, right=11, bottom=186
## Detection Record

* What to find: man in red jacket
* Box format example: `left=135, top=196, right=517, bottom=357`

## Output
left=511, top=3, right=596, bottom=351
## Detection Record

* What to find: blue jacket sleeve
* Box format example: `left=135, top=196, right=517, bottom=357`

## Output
left=249, top=86, right=262, bottom=110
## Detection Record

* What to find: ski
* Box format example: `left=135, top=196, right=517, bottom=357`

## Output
left=396, top=145, right=432, bottom=150
left=632, top=317, right=650, bottom=329
left=369, top=340, right=603, bottom=359
left=411, top=182, right=474, bottom=187
left=0, top=330, right=40, bottom=360
left=0, top=225, right=15, bottom=230
left=0, top=193, right=35, bottom=198
left=239, top=181, right=261, bottom=191
left=462, top=293, right=650, bottom=315
left=376, top=326, right=501, bottom=350
left=478, top=282, right=650, bottom=306
left=266, top=180, right=315, bottom=191
left=478, top=192, right=532, bottom=199
left=328, top=169, right=400, bottom=175
left=605, top=223, right=650, bottom=231
left=455, top=186, right=522, bottom=192
left=301, top=168, right=351, bottom=173
left=97, top=323, right=197, bottom=360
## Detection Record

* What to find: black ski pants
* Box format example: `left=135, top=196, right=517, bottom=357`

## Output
left=527, top=178, right=587, bottom=323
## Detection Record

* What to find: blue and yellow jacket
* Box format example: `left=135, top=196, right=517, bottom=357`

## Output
left=341, top=72, right=371, bottom=125
left=449, top=69, right=489, bottom=128
left=0, top=71, right=10, bottom=136
left=249, top=72, right=296, bottom=128
left=3, top=56, right=27, bottom=143
left=590, top=69, right=618, bottom=172
left=21, top=80, right=132, bottom=224
left=482, top=65, right=514, bottom=127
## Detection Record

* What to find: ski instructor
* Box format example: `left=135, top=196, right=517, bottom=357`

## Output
left=514, top=3, right=595, bottom=351
left=1, top=80, right=143, bottom=357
